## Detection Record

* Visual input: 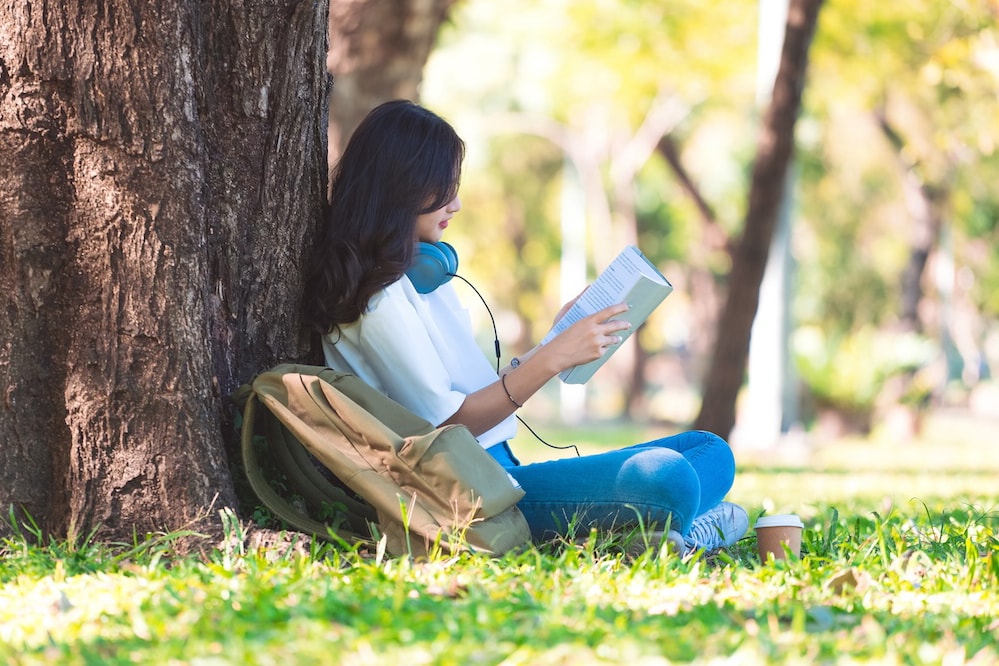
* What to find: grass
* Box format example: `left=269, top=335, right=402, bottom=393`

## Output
left=3, top=410, right=999, bottom=665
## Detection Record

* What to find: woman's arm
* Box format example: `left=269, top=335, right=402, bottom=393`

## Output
left=441, top=301, right=631, bottom=436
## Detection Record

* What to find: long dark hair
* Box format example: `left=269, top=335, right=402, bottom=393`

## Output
left=303, top=100, right=465, bottom=333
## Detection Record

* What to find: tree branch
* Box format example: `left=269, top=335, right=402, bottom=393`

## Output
left=656, top=134, right=731, bottom=255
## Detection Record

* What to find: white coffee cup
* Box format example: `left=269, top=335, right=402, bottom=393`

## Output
left=754, top=514, right=804, bottom=561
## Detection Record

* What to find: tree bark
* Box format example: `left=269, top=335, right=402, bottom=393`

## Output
left=0, top=0, right=329, bottom=542
left=693, top=0, right=823, bottom=438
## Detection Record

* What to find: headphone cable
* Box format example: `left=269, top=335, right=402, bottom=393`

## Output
left=449, top=273, right=580, bottom=457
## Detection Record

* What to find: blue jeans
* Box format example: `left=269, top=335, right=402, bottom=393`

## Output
left=488, top=431, right=735, bottom=542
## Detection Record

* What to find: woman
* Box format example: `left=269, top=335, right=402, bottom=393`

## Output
left=302, top=100, right=747, bottom=554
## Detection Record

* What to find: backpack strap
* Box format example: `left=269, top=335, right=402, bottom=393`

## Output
left=240, top=392, right=374, bottom=542
left=260, top=398, right=376, bottom=531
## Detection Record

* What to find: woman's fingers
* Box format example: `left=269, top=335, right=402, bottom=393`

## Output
left=591, top=302, right=630, bottom=322
left=542, top=301, right=634, bottom=371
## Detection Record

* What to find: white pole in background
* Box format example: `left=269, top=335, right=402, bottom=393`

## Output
left=736, top=0, right=800, bottom=449
left=560, top=157, right=588, bottom=424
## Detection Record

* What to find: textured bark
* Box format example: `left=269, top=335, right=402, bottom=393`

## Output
left=0, top=0, right=329, bottom=541
left=693, top=0, right=823, bottom=438
left=326, top=0, right=457, bottom=164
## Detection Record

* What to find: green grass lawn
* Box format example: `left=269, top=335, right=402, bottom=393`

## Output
left=3, top=409, right=998, bottom=665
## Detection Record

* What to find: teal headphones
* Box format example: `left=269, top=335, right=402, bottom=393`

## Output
left=406, top=241, right=459, bottom=294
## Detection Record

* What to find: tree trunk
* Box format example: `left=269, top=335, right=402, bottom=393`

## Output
left=0, top=0, right=329, bottom=542
left=874, top=110, right=945, bottom=333
left=326, top=0, right=458, bottom=165
left=693, top=0, right=823, bottom=439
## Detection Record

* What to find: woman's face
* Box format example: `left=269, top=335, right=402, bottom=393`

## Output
left=414, top=194, right=461, bottom=244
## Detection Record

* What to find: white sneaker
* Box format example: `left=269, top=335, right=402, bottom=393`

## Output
left=664, top=529, right=686, bottom=555
left=683, top=502, right=749, bottom=553
left=627, top=529, right=686, bottom=557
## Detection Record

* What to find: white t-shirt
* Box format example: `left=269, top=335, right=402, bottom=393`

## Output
left=321, top=276, right=517, bottom=449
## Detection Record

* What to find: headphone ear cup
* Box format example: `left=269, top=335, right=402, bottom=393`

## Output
left=406, top=242, right=457, bottom=294
left=436, top=241, right=459, bottom=276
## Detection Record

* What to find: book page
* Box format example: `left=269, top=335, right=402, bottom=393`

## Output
left=543, top=245, right=666, bottom=342
left=545, top=270, right=636, bottom=337
left=540, top=246, right=672, bottom=383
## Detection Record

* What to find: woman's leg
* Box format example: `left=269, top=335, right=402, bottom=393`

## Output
left=624, top=430, right=736, bottom=520
left=491, top=430, right=735, bottom=542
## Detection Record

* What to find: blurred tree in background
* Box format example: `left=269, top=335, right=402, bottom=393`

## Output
left=422, top=0, right=999, bottom=440
left=423, top=0, right=763, bottom=423
left=793, top=0, right=999, bottom=434
left=326, top=0, right=458, bottom=164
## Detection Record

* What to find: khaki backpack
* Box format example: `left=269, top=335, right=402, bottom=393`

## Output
left=233, top=364, right=531, bottom=557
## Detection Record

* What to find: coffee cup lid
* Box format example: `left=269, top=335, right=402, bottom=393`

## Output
left=754, top=514, right=804, bottom=529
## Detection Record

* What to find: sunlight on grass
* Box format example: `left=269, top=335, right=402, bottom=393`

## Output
left=2, top=410, right=998, bottom=665
left=3, top=505, right=998, bottom=665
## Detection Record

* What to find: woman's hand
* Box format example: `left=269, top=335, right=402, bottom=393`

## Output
left=443, top=302, right=630, bottom=436
left=540, top=302, right=632, bottom=373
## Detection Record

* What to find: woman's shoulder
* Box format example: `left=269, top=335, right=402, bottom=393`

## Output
left=368, top=278, right=417, bottom=309
left=333, top=280, right=414, bottom=342
left=354, top=279, right=423, bottom=324
left=361, top=278, right=461, bottom=324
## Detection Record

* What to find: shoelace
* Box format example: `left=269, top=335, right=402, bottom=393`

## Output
left=684, top=513, right=728, bottom=550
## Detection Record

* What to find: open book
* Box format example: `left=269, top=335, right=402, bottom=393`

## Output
left=541, top=245, right=673, bottom=384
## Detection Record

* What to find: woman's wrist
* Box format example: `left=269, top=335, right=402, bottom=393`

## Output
left=497, top=345, right=559, bottom=410
left=501, top=344, right=542, bottom=376
left=525, top=342, right=568, bottom=377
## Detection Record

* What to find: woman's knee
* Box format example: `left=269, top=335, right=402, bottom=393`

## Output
left=692, top=430, right=736, bottom=484
left=614, top=448, right=700, bottom=523
left=682, top=429, right=737, bottom=510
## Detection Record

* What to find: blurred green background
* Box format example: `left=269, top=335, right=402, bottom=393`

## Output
left=415, top=0, right=999, bottom=457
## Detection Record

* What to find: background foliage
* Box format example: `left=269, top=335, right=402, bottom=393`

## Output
left=419, top=0, right=999, bottom=436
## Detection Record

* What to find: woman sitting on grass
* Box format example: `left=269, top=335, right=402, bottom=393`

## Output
left=302, top=99, right=748, bottom=555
